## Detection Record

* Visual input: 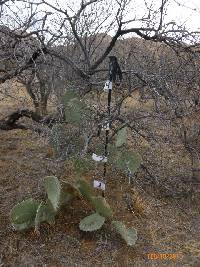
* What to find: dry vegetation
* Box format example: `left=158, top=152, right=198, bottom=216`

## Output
left=0, top=88, right=199, bottom=267
left=0, top=1, right=200, bottom=266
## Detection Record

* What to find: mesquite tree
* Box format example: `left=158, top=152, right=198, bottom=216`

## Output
left=0, top=0, right=199, bottom=192
left=0, top=0, right=199, bottom=84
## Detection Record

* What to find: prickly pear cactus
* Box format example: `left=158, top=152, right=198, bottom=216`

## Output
left=43, top=176, right=61, bottom=212
left=65, top=98, right=83, bottom=124
left=115, top=150, right=141, bottom=174
left=43, top=200, right=57, bottom=224
left=35, top=200, right=56, bottom=231
left=115, top=127, right=127, bottom=147
left=60, top=182, right=80, bottom=206
left=62, top=90, right=78, bottom=104
left=34, top=202, right=45, bottom=230
left=91, top=196, right=113, bottom=219
left=76, top=179, right=94, bottom=202
left=79, top=213, right=105, bottom=232
left=62, top=91, right=90, bottom=125
left=112, top=220, right=137, bottom=246
left=11, top=198, right=39, bottom=230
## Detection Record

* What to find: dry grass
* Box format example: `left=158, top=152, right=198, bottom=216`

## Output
left=0, top=87, right=200, bottom=266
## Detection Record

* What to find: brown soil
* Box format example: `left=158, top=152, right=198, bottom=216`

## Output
left=0, top=129, right=200, bottom=267
left=0, top=90, right=200, bottom=266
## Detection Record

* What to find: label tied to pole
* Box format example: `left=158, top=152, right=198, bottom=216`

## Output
left=92, top=153, right=107, bottom=162
left=102, top=121, right=110, bottom=131
left=93, top=180, right=105, bottom=191
left=103, top=80, right=112, bottom=92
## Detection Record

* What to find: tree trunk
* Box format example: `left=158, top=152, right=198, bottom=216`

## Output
left=33, top=100, right=47, bottom=117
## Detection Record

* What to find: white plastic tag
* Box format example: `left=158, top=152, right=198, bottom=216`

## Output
left=92, top=153, right=107, bottom=162
left=102, top=121, right=110, bottom=131
left=103, top=80, right=112, bottom=92
left=93, top=180, right=105, bottom=191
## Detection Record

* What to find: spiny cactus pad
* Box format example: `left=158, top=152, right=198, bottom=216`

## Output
left=60, top=182, right=80, bottom=206
left=62, top=90, right=78, bottom=105
left=43, top=176, right=61, bottom=212
left=91, top=196, right=113, bottom=219
left=112, top=221, right=138, bottom=246
left=76, top=179, right=94, bottom=202
left=35, top=201, right=56, bottom=231
left=115, top=150, right=141, bottom=174
left=35, top=202, right=46, bottom=230
left=12, top=222, right=35, bottom=231
left=65, top=98, right=89, bottom=124
left=79, top=213, right=105, bottom=232
left=43, top=200, right=57, bottom=224
left=11, top=198, right=39, bottom=230
left=115, top=127, right=127, bottom=147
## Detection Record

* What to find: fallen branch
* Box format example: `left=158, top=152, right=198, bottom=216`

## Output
left=0, top=109, right=66, bottom=130
left=0, top=109, right=42, bottom=130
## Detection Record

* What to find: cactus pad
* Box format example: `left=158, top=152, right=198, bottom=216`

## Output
left=35, top=200, right=56, bottom=230
left=11, top=198, right=39, bottom=230
left=76, top=179, right=94, bottom=202
left=115, top=127, right=127, bottom=147
left=91, top=196, right=113, bottom=219
left=79, top=213, right=105, bottom=232
left=115, top=150, right=141, bottom=174
left=112, top=221, right=137, bottom=246
left=60, top=182, right=80, bottom=206
left=43, top=176, right=61, bottom=212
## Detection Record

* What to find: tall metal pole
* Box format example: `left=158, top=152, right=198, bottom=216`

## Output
left=102, top=58, right=113, bottom=197
left=101, top=56, right=122, bottom=197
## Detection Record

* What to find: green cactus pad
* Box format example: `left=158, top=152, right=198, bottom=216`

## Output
left=79, top=213, right=105, bottom=232
left=112, top=221, right=138, bottom=246
left=76, top=179, right=94, bottom=202
left=35, top=201, right=56, bottom=230
left=43, top=176, right=61, bottom=212
left=115, top=150, right=141, bottom=174
left=62, top=91, right=78, bottom=105
left=91, top=196, right=113, bottom=219
left=35, top=202, right=46, bottom=230
left=115, top=127, right=127, bottom=147
left=43, top=200, right=56, bottom=224
left=10, top=198, right=39, bottom=229
left=65, top=98, right=82, bottom=123
left=65, top=98, right=90, bottom=124
left=60, top=182, right=80, bottom=206
left=12, top=222, right=35, bottom=231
